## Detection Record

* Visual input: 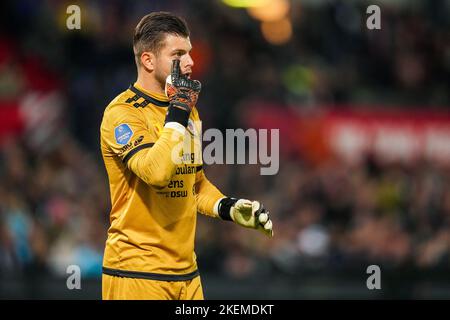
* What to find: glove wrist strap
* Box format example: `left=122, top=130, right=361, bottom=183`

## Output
left=218, top=197, right=238, bottom=221
left=165, top=103, right=190, bottom=127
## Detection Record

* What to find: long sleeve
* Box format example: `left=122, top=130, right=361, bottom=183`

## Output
left=101, top=103, right=185, bottom=188
left=126, top=126, right=185, bottom=187
left=195, top=168, right=225, bottom=218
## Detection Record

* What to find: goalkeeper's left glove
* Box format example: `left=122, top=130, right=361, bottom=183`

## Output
left=218, top=198, right=274, bottom=237
left=165, top=60, right=201, bottom=110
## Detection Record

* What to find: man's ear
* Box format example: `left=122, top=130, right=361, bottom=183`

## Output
left=140, top=52, right=154, bottom=71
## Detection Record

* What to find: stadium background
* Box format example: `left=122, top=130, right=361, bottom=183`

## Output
left=0, top=0, right=449, bottom=299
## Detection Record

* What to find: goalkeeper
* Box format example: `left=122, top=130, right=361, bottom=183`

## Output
left=100, top=12, right=273, bottom=300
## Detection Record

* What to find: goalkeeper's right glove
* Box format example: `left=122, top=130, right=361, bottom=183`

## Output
left=164, top=59, right=201, bottom=127
left=218, top=198, right=274, bottom=237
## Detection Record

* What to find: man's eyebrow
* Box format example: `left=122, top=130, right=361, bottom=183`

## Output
left=170, top=48, right=192, bottom=54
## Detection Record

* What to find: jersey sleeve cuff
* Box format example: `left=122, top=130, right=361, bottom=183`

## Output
left=164, top=122, right=186, bottom=135
left=213, top=197, right=227, bottom=218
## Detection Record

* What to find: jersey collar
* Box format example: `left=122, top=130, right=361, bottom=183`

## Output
left=128, top=83, right=170, bottom=107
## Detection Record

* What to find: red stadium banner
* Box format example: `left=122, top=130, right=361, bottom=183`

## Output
left=323, top=108, right=450, bottom=165
left=0, top=101, right=25, bottom=145
left=245, top=103, right=450, bottom=165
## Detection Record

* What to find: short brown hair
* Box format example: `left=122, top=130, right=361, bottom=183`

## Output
left=133, top=12, right=190, bottom=65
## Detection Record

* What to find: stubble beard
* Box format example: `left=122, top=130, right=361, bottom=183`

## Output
left=154, top=67, right=168, bottom=94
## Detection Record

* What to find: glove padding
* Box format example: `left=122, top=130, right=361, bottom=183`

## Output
left=165, top=59, right=201, bottom=112
left=230, top=199, right=274, bottom=237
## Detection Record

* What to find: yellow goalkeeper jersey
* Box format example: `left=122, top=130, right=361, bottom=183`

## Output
left=100, top=83, right=224, bottom=280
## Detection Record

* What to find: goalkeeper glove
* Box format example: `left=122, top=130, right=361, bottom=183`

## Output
left=165, top=59, right=201, bottom=127
left=218, top=198, right=274, bottom=237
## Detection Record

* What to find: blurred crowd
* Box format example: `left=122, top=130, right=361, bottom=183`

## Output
left=199, top=157, right=450, bottom=279
left=3, top=135, right=450, bottom=279
left=0, top=0, right=449, bottom=280
left=0, top=135, right=108, bottom=277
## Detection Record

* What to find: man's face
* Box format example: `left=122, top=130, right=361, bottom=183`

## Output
left=153, top=34, right=194, bottom=88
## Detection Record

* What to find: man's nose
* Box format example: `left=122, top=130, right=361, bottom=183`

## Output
left=182, top=53, right=194, bottom=70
